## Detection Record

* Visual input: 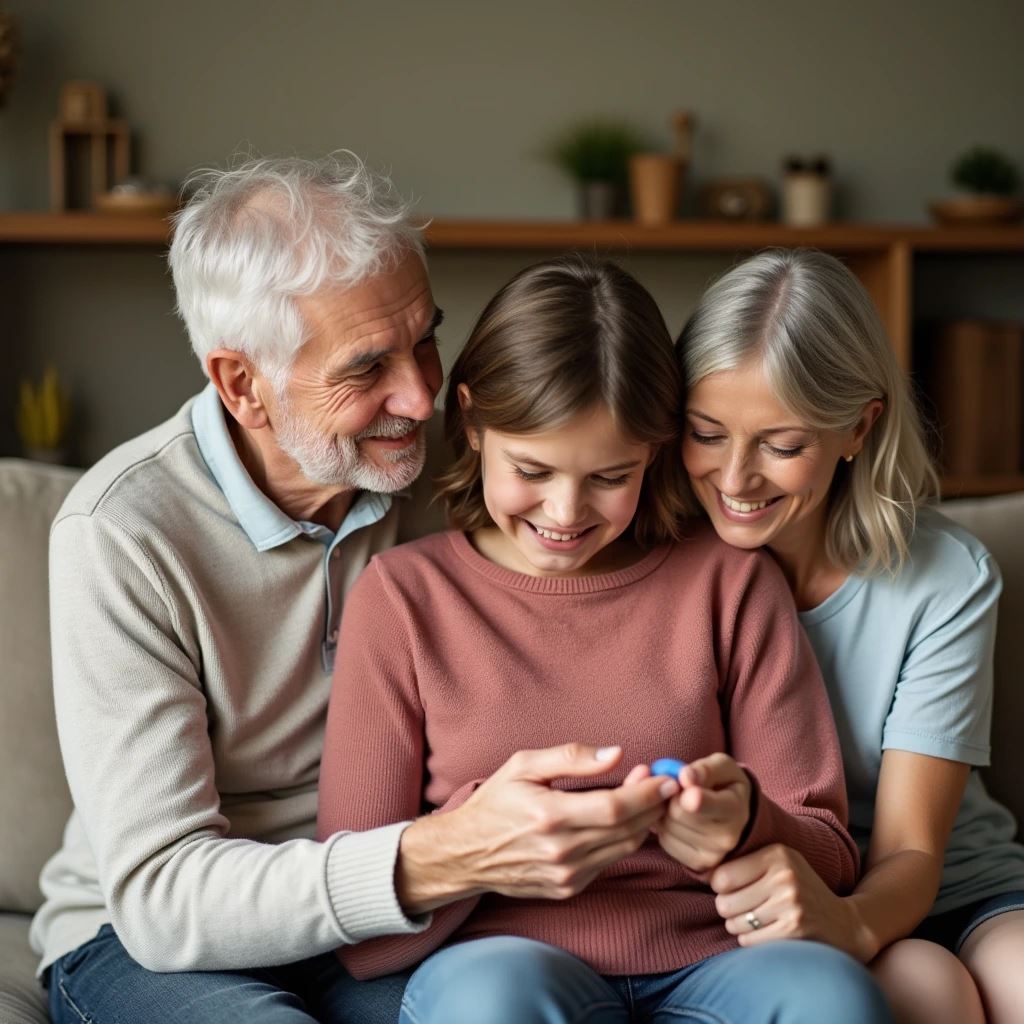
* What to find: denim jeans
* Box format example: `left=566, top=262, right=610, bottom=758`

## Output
left=47, top=924, right=413, bottom=1024
left=399, top=936, right=894, bottom=1024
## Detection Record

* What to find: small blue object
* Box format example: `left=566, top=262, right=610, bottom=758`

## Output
left=650, top=758, right=687, bottom=778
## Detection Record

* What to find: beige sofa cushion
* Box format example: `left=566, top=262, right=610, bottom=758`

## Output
left=0, top=460, right=79, bottom=913
left=0, top=914, right=48, bottom=1023
left=940, top=492, right=1024, bottom=832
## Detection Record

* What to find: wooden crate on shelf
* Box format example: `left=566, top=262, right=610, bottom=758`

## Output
left=925, top=320, right=1023, bottom=477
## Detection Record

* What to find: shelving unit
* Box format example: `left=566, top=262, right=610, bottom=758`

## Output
left=3, top=212, right=1022, bottom=495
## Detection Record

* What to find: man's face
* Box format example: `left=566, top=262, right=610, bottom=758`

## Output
left=268, top=253, right=443, bottom=492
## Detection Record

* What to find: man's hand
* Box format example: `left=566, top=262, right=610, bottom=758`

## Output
left=396, top=744, right=678, bottom=914
left=650, top=753, right=752, bottom=872
left=710, top=844, right=874, bottom=961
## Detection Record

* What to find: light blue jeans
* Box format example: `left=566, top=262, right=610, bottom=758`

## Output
left=47, top=923, right=414, bottom=1023
left=399, top=936, right=893, bottom=1024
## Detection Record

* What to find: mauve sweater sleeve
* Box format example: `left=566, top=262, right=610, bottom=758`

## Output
left=317, top=559, right=481, bottom=979
left=720, top=552, right=860, bottom=893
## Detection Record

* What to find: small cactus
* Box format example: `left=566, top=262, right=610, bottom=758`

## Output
left=16, top=367, right=72, bottom=451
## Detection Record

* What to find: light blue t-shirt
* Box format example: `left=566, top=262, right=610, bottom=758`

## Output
left=800, top=507, right=1024, bottom=915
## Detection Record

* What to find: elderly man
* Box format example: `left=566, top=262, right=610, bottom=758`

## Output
left=31, top=155, right=673, bottom=1024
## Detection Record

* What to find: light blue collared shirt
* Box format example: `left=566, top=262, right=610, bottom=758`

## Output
left=190, top=382, right=397, bottom=671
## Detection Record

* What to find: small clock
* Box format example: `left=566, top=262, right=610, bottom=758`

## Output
left=698, top=179, right=774, bottom=221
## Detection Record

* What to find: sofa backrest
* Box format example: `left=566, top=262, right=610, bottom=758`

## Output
left=0, top=459, right=80, bottom=913
left=939, top=492, right=1024, bottom=834
left=0, top=457, right=1019, bottom=915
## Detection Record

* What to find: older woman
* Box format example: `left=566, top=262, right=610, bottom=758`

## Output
left=674, top=248, right=1024, bottom=1024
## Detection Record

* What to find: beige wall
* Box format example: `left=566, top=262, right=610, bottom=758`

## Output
left=2, top=0, right=1023, bottom=462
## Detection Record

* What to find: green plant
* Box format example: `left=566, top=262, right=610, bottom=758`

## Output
left=951, top=147, right=1020, bottom=196
left=546, top=119, right=646, bottom=184
left=17, top=366, right=72, bottom=450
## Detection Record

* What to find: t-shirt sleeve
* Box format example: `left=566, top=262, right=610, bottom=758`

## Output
left=317, top=558, right=480, bottom=979
left=721, top=551, right=860, bottom=894
left=881, top=551, right=1001, bottom=765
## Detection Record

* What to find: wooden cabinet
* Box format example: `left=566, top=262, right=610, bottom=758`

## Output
left=2, top=213, right=1022, bottom=495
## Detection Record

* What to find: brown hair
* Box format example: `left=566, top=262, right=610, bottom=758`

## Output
left=438, top=255, right=686, bottom=545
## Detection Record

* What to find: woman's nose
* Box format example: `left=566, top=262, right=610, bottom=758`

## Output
left=718, top=447, right=756, bottom=496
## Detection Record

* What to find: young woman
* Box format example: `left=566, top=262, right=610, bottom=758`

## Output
left=675, top=247, right=1024, bottom=1024
left=317, top=256, right=891, bottom=1024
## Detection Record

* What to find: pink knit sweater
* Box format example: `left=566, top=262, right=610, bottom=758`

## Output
left=318, top=525, right=857, bottom=979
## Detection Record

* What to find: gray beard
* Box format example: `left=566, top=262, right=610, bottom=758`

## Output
left=274, top=403, right=426, bottom=493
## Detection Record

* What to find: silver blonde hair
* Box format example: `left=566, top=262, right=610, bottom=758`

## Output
left=168, top=152, right=425, bottom=381
left=676, top=248, right=938, bottom=575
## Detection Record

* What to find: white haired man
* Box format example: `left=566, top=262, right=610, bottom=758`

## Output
left=31, top=155, right=675, bottom=1024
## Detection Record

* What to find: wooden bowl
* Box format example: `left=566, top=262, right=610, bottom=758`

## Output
left=929, top=195, right=1024, bottom=226
left=94, top=191, right=178, bottom=217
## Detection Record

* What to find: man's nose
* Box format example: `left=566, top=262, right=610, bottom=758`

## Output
left=385, top=359, right=438, bottom=422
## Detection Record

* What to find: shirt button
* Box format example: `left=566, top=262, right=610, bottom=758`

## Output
left=329, top=629, right=339, bottom=642
left=331, top=548, right=341, bottom=560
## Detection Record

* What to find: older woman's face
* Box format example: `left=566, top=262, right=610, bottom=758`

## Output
left=682, top=359, right=859, bottom=557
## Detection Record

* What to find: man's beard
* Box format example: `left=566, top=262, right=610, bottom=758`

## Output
left=274, top=400, right=426, bottom=493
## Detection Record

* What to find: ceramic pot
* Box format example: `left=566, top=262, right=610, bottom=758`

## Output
left=629, top=154, right=683, bottom=225
left=578, top=181, right=618, bottom=221
left=781, top=172, right=831, bottom=227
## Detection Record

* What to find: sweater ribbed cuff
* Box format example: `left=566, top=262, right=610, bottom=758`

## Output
left=324, top=822, right=431, bottom=944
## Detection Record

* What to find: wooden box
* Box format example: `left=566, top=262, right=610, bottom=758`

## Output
left=926, top=321, right=1023, bottom=475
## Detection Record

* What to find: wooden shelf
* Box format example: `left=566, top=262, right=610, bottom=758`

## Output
left=0, top=211, right=174, bottom=244
left=4, top=212, right=1024, bottom=252
left=424, top=219, right=906, bottom=252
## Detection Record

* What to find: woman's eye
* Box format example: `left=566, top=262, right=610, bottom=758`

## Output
left=689, top=430, right=722, bottom=445
left=593, top=474, right=630, bottom=487
left=766, top=443, right=804, bottom=459
left=513, top=466, right=548, bottom=482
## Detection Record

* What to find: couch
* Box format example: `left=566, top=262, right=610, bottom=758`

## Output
left=2, top=455, right=1022, bottom=1023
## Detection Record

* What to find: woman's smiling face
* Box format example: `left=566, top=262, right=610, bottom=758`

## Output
left=682, top=359, right=861, bottom=556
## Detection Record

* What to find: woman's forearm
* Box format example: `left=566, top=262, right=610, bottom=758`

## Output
left=845, top=849, right=943, bottom=961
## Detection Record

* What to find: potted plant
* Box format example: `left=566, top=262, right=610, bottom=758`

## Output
left=546, top=119, right=645, bottom=220
left=16, top=366, right=73, bottom=464
left=930, top=146, right=1022, bottom=225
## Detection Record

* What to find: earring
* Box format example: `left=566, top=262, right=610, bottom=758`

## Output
left=844, top=454, right=855, bottom=463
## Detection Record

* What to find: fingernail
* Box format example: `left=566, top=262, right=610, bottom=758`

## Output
left=659, top=780, right=679, bottom=798
left=595, top=746, right=620, bottom=762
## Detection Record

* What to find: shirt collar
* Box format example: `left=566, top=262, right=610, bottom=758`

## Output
left=190, top=381, right=394, bottom=552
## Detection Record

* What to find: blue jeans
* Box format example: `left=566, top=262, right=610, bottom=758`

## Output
left=912, top=889, right=1024, bottom=954
left=399, top=936, right=893, bottom=1024
left=47, top=924, right=413, bottom=1023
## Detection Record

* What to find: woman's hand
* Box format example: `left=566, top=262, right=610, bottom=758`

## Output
left=652, top=753, right=752, bottom=872
left=709, top=843, right=874, bottom=961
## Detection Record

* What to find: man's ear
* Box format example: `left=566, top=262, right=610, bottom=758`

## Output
left=457, top=384, right=480, bottom=451
left=206, top=349, right=272, bottom=430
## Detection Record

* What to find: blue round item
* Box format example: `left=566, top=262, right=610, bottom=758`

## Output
left=650, top=758, right=687, bottom=778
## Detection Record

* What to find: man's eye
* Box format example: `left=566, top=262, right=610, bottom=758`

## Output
left=417, top=333, right=439, bottom=348
left=349, top=364, right=381, bottom=382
